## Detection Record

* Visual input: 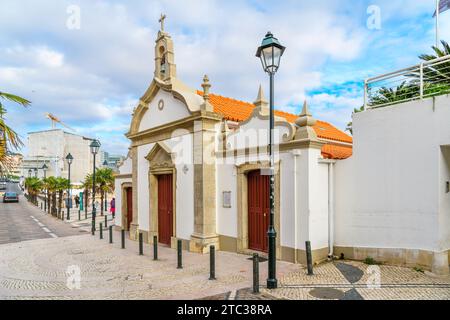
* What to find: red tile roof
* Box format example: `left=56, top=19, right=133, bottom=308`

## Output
left=198, top=91, right=353, bottom=159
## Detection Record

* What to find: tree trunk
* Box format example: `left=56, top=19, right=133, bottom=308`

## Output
left=47, top=192, right=50, bottom=213
left=51, top=192, right=56, bottom=216
left=84, top=188, right=88, bottom=212
left=58, top=191, right=63, bottom=218
left=100, top=190, right=104, bottom=216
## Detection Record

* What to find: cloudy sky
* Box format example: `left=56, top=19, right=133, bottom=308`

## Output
left=1, top=0, right=449, bottom=155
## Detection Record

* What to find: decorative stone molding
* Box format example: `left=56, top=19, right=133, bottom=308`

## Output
left=294, top=101, right=319, bottom=141
left=253, top=84, right=269, bottom=115
left=200, top=75, right=214, bottom=112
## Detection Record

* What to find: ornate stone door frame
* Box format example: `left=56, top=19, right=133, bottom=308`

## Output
left=236, top=161, right=281, bottom=258
left=146, top=142, right=177, bottom=248
left=121, top=182, right=132, bottom=231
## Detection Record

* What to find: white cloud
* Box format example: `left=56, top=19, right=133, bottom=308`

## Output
left=0, top=0, right=441, bottom=154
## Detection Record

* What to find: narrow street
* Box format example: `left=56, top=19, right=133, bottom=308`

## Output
left=0, top=183, right=84, bottom=244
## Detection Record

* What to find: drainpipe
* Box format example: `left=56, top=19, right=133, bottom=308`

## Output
left=328, top=160, right=335, bottom=259
left=320, top=158, right=336, bottom=259
left=292, top=150, right=301, bottom=263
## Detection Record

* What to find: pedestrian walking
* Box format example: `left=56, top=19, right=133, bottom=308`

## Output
left=110, top=197, right=115, bottom=219
left=75, top=195, right=80, bottom=208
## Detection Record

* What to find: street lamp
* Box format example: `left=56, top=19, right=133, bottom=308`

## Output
left=256, top=31, right=285, bottom=290
left=103, top=160, right=108, bottom=211
left=66, top=153, right=73, bottom=220
left=90, top=140, right=101, bottom=233
left=42, top=164, right=48, bottom=212
left=28, top=169, right=32, bottom=178
left=34, top=168, right=38, bottom=178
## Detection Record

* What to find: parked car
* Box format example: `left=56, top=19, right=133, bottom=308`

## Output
left=0, top=181, right=6, bottom=190
left=3, top=192, right=19, bottom=203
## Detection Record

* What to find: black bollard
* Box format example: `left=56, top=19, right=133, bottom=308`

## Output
left=121, top=229, right=125, bottom=249
left=91, top=220, right=95, bottom=236
left=139, top=233, right=143, bottom=255
left=177, top=240, right=183, bottom=269
left=104, top=215, right=108, bottom=228
left=209, top=245, right=216, bottom=280
left=253, top=253, right=259, bottom=294
left=306, top=241, right=314, bottom=275
left=85, top=210, right=87, bottom=220
left=78, top=209, right=81, bottom=221
left=109, top=226, right=113, bottom=244
left=153, top=236, right=158, bottom=260
left=99, top=223, right=103, bottom=239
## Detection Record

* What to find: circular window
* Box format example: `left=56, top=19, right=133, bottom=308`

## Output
left=158, top=99, right=164, bottom=110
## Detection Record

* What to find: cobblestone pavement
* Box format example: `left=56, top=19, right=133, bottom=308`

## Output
left=261, top=260, right=450, bottom=300
left=0, top=184, right=86, bottom=245
left=0, top=232, right=297, bottom=300
left=2, top=193, right=449, bottom=300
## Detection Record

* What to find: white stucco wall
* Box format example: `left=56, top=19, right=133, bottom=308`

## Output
left=439, top=146, right=450, bottom=251
left=216, top=163, right=237, bottom=238
left=114, top=177, right=132, bottom=228
left=137, top=143, right=154, bottom=231
left=216, top=147, right=329, bottom=252
left=138, top=90, right=191, bottom=132
left=135, top=133, right=194, bottom=240
left=334, top=95, right=450, bottom=252
left=226, top=117, right=291, bottom=150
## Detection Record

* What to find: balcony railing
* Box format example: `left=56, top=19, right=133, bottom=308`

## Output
left=364, top=54, right=450, bottom=109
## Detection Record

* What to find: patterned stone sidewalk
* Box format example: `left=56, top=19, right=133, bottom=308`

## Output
left=1, top=221, right=449, bottom=300
left=260, top=260, right=450, bottom=300
left=0, top=232, right=296, bottom=300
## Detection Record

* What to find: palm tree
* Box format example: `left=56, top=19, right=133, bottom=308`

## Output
left=24, top=177, right=43, bottom=205
left=96, top=168, right=115, bottom=215
left=369, top=81, right=420, bottom=106
left=81, top=174, right=92, bottom=212
left=55, top=177, right=70, bottom=219
left=0, top=91, right=30, bottom=170
left=45, top=176, right=58, bottom=216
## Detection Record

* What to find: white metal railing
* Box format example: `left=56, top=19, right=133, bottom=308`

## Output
left=364, top=54, right=450, bottom=109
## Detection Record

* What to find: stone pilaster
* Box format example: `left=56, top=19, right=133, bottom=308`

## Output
left=130, top=146, right=139, bottom=240
left=190, top=112, right=222, bottom=253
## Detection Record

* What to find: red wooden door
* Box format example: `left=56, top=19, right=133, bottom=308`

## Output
left=126, top=187, right=133, bottom=230
left=248, top=170, right=270, bottom=252
left=158, top=174, right=173, bottom=245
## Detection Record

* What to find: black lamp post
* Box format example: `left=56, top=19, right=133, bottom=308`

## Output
left=66, top=153, right=73, bottom=220
left=256, top=31, right=285, bottom=290
left=90, top=140, right=101, bottom=232
left=103, top=160, right=108, bottom=211
left=42, top=164, right=48, bottom=212
left=34, top=168, right=38, bottom=178
left=28, top=169, right=32, bottom=178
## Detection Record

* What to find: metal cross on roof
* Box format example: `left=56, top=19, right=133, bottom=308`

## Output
left=159, top=14, right=166, bottom=31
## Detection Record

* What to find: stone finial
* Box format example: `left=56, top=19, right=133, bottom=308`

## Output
left=200, top=75, right=213, bottom=112
left=253, top=84, right=269, bottom=112
left=294, top=100, right=318, bottom=140
left=201, top=75, right=211, bottom=101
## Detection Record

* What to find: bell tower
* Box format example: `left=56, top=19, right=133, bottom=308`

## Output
left=154, top=14, right=177, bottom=82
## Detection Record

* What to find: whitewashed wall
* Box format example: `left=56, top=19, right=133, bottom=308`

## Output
left=135, top=134, right=194, bottom=240
left=114, top=177, right=132, bottom=228
left=216, top=147, right=330, bottom=252
left=439, top=146, right=450, bottom=251
left=334, top=95, right=450, bottom=252
left=114, top=156, right=132, bottom=228
left=137, top=143, right=154, bottom=231
left=138, top=90, right=190, bottom=132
